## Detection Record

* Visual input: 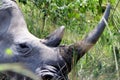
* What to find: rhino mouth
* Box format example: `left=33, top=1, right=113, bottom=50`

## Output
left=35, top=65, right=67, bottom=80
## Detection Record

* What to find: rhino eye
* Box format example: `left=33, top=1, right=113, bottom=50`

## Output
left=16, top=43, right=32, bottom=56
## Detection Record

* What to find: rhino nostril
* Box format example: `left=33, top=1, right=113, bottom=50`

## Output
left=42, top=74, right=54, bottom=80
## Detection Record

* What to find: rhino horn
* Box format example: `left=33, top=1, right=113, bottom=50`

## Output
left=60, top=3, right=111, bottom=67
left=41, top=26, right=65, bottom=47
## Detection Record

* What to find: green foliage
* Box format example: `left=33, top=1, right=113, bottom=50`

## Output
left=0, top=0, right=119, bottom=80
left=18, top=0, right=120, bottom=80
left=5, top=48, right=13, bottom=56
left=0, top=64, right=40, bottom=80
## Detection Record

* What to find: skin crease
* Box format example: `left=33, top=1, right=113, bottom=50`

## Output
left=0, top=0, right=111, bottom=80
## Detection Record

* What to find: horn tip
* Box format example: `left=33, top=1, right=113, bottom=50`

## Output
left=60, top=26, right=65, bottom=30
left=107, top=3, right=111, bottom=8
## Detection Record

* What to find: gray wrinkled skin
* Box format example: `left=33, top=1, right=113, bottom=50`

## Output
left=0, top=0, right=68, bottom=80
left=0, top=0, right=111, bottom=80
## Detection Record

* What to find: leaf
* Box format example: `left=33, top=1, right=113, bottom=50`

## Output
left=5, top=48, right=13, bottom=56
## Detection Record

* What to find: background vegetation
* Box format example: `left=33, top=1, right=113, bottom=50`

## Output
left=18, top=0, right=120, bottom=80
left=0, top=0, right=120, bottom=80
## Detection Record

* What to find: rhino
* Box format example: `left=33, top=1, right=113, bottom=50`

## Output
left=0, top=0, right=111, bottom=80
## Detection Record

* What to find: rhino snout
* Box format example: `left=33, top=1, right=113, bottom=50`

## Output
left=35, top=65, right=67, bottom=80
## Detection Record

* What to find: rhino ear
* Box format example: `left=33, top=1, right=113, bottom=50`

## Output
left=0, top=0, right=28, bottom=37
left=41, top=26, right=65, bottom=47
left=0, top=2, right=12, bottom=36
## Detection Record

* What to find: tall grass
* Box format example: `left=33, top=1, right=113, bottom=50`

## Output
left=18, top=0, right=120, bottom=80
left=0, top=0, right=119, bottom=80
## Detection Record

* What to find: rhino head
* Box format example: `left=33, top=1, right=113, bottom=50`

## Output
left=0, top=0, right=111, bottom=80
